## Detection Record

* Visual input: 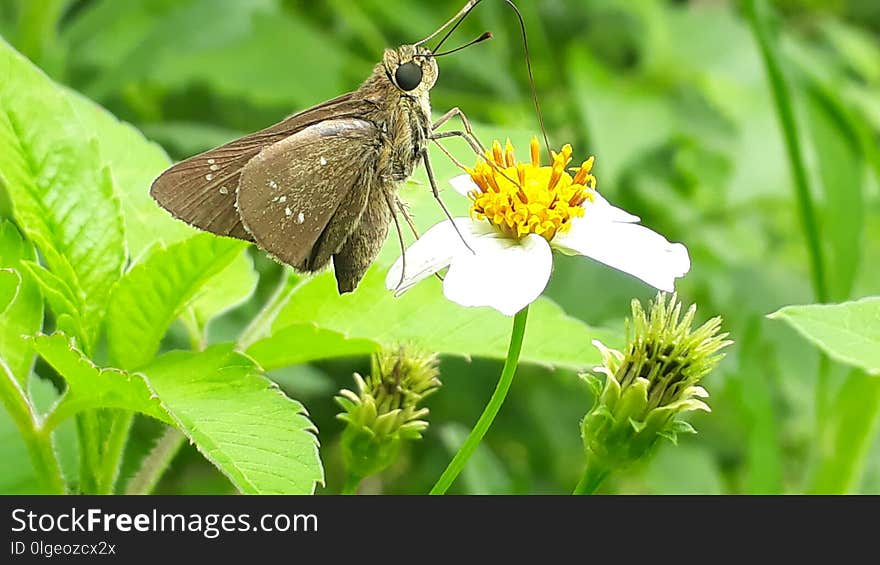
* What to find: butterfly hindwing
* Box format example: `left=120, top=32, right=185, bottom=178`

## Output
left=236, top=118, right=382, bottom=271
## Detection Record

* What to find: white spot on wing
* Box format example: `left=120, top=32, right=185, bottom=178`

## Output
left=209, top=164, right=220, bottom=172
left=320, top=157, right=328, bottom=166
left=285, top=207, right=292, bottom=217
left=268, top=180, right=279, bottom=190
left=207, top=158, right=216, bottom=164
left=205, top=173, right=213, bottom=181
left=219, top=186, right=229, bottom=195
left=279, top=196, right=287, bottom=203
left=296, top=212, right=305, bottom=224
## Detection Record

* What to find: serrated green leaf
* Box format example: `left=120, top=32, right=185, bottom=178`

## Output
left=769, top=297, right=880, bottom=375
left=21, top=261, right=83, bottom=341
left=0, top=39, right=124, bottom=351
left=34, top=333, right=171, bottom=430
left=139, top=344, right=323, bottom=494
left=65, top=88, right=193, bottom=258
left=106, top=234, right=247, bottom=370
left=0, top=223, right=42, bottom=385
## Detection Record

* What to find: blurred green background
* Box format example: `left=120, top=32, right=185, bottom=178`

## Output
left=2, top=0, right=878, bottom=494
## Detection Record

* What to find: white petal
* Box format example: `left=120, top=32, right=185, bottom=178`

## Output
left=385, top=219, right=467, bottom=295
left=443, top=232, right=552, bottom=316
left=587, top=193, right=640, bottom=223
left=450, top=174, right=478, bottom=197
left=553, top=216, right=690, bottom=292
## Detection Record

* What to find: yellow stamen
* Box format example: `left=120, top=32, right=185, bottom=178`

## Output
left=492, top=140, right=504, bottom=166
left=467, top=137, right=598, bottom=241
left=504, top=139, right=516, bottom=168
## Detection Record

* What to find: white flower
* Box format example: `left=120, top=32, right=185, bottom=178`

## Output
left=386, top=139, right=690, bottom=316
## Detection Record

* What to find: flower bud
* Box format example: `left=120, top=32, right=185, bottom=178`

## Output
left=581, top=293, right=731, bottom=471
left=336, top=347, right=441, bottom=480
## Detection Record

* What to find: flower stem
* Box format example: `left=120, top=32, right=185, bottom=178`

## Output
left=237, top=272, right=304, bottom=350
left=126, top=427, right=186, bottom=495
left=430, top=306, right=529, bottom=495
left=573, top=462, right=609, bottom=495
left=94, top=411, right=134, bottom=494
left=744, top=0, right=827, bottom=303
left=0, top=359, right=66, bottom=493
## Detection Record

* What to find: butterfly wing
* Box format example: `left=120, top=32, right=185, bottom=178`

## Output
left=236, top=118, right=382, bottom=271
left=149, top=92, right=377, bottom=241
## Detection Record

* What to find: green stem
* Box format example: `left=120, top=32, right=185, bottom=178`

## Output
left=745, top=0, right=827, bottom=303
left=745, top=0, right=840, bottom=488
left=237, top=272, right=304, bottom=350
left=430, top=306, right=529, bottom=495
left=573, top=462, right=609, bottom=495
left=76, top=412, right=102, bottom=493
left=95, top=411, right=135, bottom=494
left=0, top=359, right=66, bottom=493
left=126, top=427, right=186, bottom=495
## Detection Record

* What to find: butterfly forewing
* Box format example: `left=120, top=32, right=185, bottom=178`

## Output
left=149, top=92, right=378, bottom=241
left=236, top=118, right=382, bottom=270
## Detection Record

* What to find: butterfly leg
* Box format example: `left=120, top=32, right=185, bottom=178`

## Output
left=420, top=148, right=475, bottom=254
left=385, top=190, right=409, bottom=292
left=394, top=195, right=445, bottom=283
left=432, top=107, right=486, bottom=154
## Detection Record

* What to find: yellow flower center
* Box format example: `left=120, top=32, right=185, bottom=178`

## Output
left=466, top=138, right=597, bottom=241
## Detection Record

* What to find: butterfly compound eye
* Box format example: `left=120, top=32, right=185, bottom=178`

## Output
left=394, top=61, right=423, bottom=91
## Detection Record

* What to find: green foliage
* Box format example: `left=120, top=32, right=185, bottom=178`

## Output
left=105, top=234, right=246, bottom=370
left=769, top=298, right=880, bottom=375
left=0, top=37, right=124, bottom=352
left=139, top=345, right=323, bottom=494
left=0, top=223, right=41, bottom=385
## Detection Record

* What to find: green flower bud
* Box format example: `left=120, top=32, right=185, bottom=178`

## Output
left=580, top=293, right=731, bottom=471
left=336, top=347, right=441, bottom=481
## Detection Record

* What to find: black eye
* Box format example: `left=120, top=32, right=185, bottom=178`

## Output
left=394, top=61, right=423, bottom=91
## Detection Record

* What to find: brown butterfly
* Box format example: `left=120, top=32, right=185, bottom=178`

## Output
left=150, top=1, right=490, bottom=293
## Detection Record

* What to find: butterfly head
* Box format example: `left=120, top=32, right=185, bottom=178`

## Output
left=384, top=45, right=439, bottom=96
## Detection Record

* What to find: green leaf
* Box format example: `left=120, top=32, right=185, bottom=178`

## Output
left=809, top=370, right=880, bottom=494
left=106, top=234, right=247, bottom=370
left=250, top=266, right=606, bottom=371
left=247, top=325, right=379, bottom=370
left=0, top=222, right=43, bottom=386
left=769, top=297, right=880, bottom=375
left=34, top=333, right=171, bottom=430
left=139, top=344, right=323, bottom=494
left=0, top=39, right=124, bottom=350
left=65, top=88, right=193, bottom=258
left=0, top=269, right=17, bottom=315
left=20, top=261, right=82, bottom=340
left=186, top=251, right=258, bottom=337
left=804, top=82, right=864, bottom=301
